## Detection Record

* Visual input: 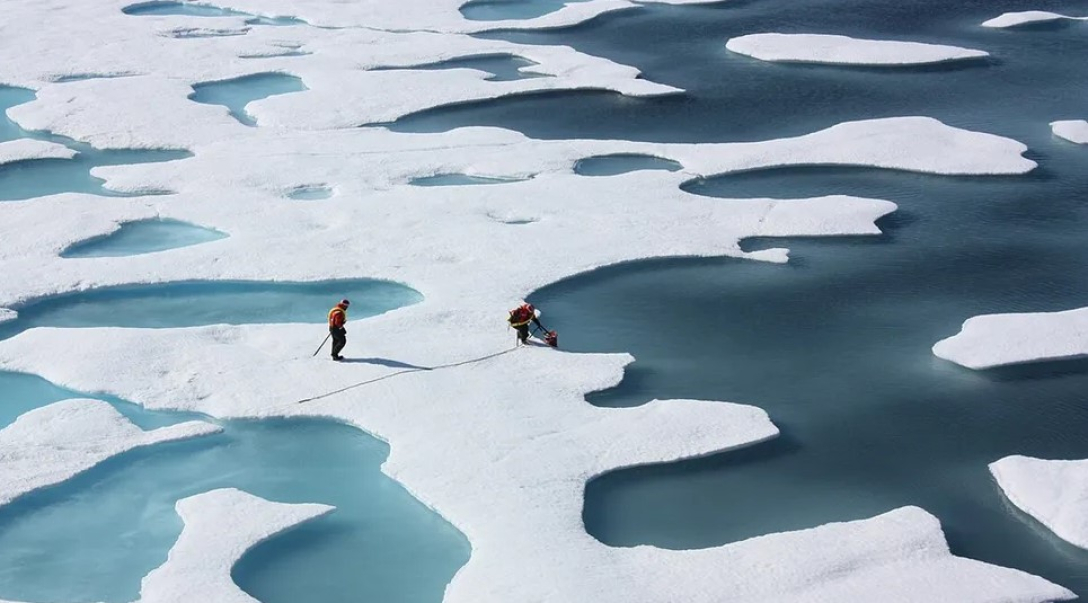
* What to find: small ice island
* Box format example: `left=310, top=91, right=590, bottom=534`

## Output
left=991, top=456, right=1088, bottom=551
left=726, top=33, right=989, bottom=66
left=1052, top=120, right=1088, bottom=144
left=982, top=11, right=1088, bottom=29
left=933, top=307, right=1088, bottom=369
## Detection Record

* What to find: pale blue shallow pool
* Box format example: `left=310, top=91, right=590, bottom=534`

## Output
left=410, top=173, right=524, bottom=186
left=374, top=55, right=549, bottom=82
left=0, top=279, right=422, bottom=341
left=61, top=218, right=228, bottom=258
left=0, top=379, right=469, bottom=603
left=121, top=1, right=306, bottom=25
left=189, top=73, right=307, bottom=127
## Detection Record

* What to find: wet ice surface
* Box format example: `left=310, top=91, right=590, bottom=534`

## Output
left=122, top=1, right=306, bottom=26
left=61, top=218, right=227, bottom=258
left=285, top=184, right=333, bottom=199
left=373, top=55, right=549, bottom=82
left=574, top=154, right=682, bottom=176
left=460, top=0, right=593, bottom=22
left=0, top=410, right=468, bottom=603
left=0, top=372, right=104, bottom=429
left=189, top=74, right=307, bottom=127
left=409, top=173, right=526, bottom=186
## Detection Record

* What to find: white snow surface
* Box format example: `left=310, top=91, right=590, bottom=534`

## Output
left=0, top=332, right=1073, bottom=603
left=933, top=307, right=1088, bottom=369
left=1052, top=120, right=1088, bottom=144
left=0, top=0, right=1073, bottom=600
left=726, top=33, right=989, bottom=65
left=0, top=309, right=14, bottom=325
left=0, top=139, right=76, bottom=167
left=983, top=10, right=1088, bottom=28
left=0, top=399, right=220, bottom=506
left=138, top=488, right=333, bottom=603
left=991, top=456, right=1088, bottom=551
left=0, top=118, right=1058, bottom=603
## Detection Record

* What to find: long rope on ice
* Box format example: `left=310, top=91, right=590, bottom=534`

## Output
left=296, top=346, right=519, bottom=404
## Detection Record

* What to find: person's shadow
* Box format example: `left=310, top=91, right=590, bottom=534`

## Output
left=339, top=357, right=432, bottom=370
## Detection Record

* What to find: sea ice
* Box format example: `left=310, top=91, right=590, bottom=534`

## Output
left=0, top=324, right=1073, bottom=601
left=726, top=33, right=989, bottom=66
left=0, top=114, right=1047, bottom=603
left=0, top=399, right=220, bottom=507
left=933, top=307, right=1088, bottom=369
left=0, top=0, right=1072, bottom=600
left=0, top=140, right=76, bottom=167
left=137, top=488, right=333, bottom=603
left=0, top=118, right=1029, bottom=308
left=982, top=11, right=1088, bottom=29
left=991, top=456, right=1088, bottom=551
left=1052, top=120, right=1088, bottom=144
left=0, top=309, right=15, bottom=325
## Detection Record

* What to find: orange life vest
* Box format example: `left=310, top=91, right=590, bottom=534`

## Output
left=328, top=305, right=347, bottom=328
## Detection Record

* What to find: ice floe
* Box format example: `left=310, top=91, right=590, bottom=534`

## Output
left=0, top=118, right=1029, bottom=307
left=983, top=11, right=1088, bottom=29
left=933, top=307, right=1088, bottom=369
left=0, top=2, right=676, bottom=135
left=726, top=33, right=989, bottom=66
left=138, top=488, right=333, bottom=603
left=0, top=399, right=220, bottom=507
left=0, top=114, right=1048, bottom=601
left=991, top=456, right=1088, bottom=551
left=1052, top=120, right=1088, bottom=144
left=0, top=0, right=1070, bottom=599
left=0, top=139, right=76, bottom=167
left=0, top=309, right=14, bottom=324
left=0, top=331, right=1073, bottom=602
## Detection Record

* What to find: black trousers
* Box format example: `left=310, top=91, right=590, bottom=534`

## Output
left=330, top=327, right=347, bottom=358
left=514, top=318, right=541, bottom=343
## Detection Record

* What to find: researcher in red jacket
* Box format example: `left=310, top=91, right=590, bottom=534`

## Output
left=508, top=302, right=544, bottom=346
left=328, top=299, right=350, bottom=361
